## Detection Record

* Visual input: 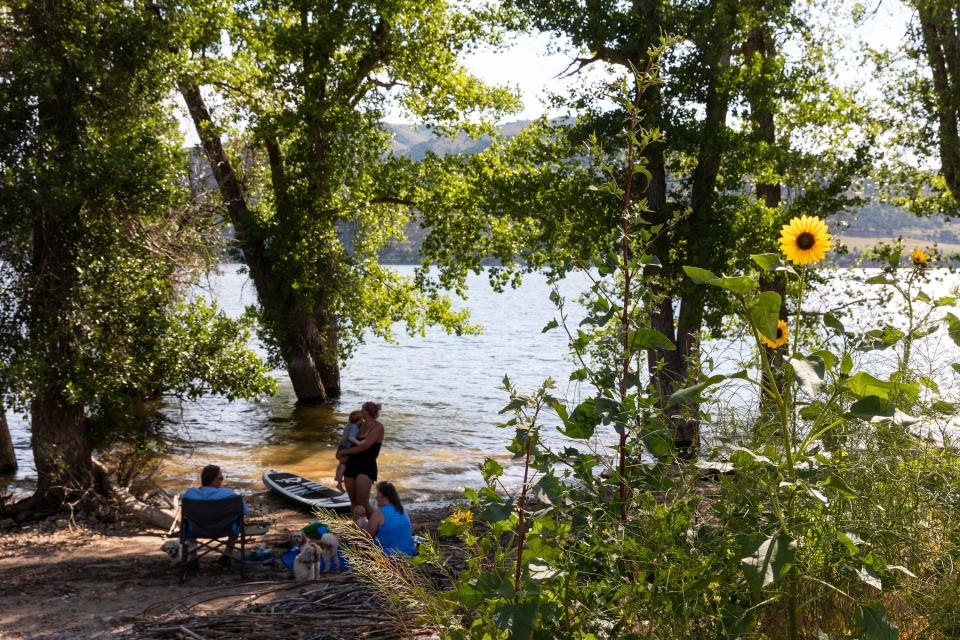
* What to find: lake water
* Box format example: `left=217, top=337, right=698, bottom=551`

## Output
left=5, top=265, right=960, bottom=506
left=3, top=265, right=595, bottom=506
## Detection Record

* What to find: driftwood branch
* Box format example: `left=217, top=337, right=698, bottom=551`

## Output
left=91, top=458, right=176, bottom=530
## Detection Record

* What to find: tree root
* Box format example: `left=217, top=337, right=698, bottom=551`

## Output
left=0, top=458, right=175, bottom=531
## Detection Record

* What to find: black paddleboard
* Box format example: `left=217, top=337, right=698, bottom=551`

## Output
left=262, top=469, right=353, bottom=513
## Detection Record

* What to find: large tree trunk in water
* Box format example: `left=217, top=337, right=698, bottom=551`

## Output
left=0, top=409, right=16, bottom=475
left=285, top=312, right=341, bottom=400
left=30, top=387, right=94, bottom=505
left=178, top=81, right=339, bottom=402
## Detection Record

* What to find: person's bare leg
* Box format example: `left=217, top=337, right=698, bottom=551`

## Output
left=345, top=476, right=357, bottom=509
left=335, top=463, right=346, bottom=492
left=355, top=474, right=373, bottom=519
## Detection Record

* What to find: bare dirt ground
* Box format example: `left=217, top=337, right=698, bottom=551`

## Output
left=0, top=493, right=447, bottom=640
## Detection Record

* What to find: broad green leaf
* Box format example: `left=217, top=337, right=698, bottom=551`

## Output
left=627, top=328, right=676, bottom=351
left=683, top=266, right=719, bottom=283
left=480, top=458, right=504, bottom=481
left=858, top=327, right=906, bottom=351
left=749, top=291, right=782, bottom=342
left=886, top=565, right=917, bottom=578
left=841, top=353, right=853, bottom=376
left=789, top=357, right=823, bottom=397
left=728, top=445, right=776, bottom=467
left=741, top=531, right=797, bottom=597
left=837, top=530, right=864, bottom=556
left=856, top=564, right=882, bottom=590
left=807, top=485, right=829, bottom=505
left=824, top=313, right=845, bottom=334
left=750, top=252, right=797, bottom=275
left=492, top=600, right=540, bottom=640
left=856, top=601, right=898, bottom=640
left=847, top=372, right=919, bottom=400
left=667, top=374, right=728, bottom=408
left=865, top=274, right=894, bottom=285
left=849, top=395, right=895, bottom=420
left=809, top=349, right=837, bottom=370
left=477, top=496, right=515, bottom=523
left=541, top=319, right=558, bottom=333
left=527, top=560, right=560, bottom=581
left=823, top=474, right=858, bottom=499
left=946, top=313, right=960, bottom=347
left=532, top=473, right=564, bottom=506
left=559, top=398, right=596, bottom=439
left=682, top=266, right=755, bottom=295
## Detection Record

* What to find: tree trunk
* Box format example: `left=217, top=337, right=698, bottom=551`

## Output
left=744, top=21, right=788, bottom=387
left=0, top=409, right=17, bottom=475
left=916, top=1, right=960, bottom=202
left=178, top=81, right=339, bottom=402
left=31, top=386, right=94, bottom=504
left=24, top=55, right=98, bottom=508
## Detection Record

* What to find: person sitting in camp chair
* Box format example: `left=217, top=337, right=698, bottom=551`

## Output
left=179, top=464, right=250, bottom=579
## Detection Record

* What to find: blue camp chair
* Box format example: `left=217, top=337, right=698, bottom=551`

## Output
left=178, top=496, right=248, bottom=582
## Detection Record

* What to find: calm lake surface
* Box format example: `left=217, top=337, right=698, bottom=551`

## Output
left=5, top=265, right=594, bottom=506
left=5, top=265, right=960, bottom=507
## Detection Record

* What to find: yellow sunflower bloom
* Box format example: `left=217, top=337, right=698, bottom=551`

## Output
left=758, top=319, right=789, bottom=349
left=449, top=509, right=473, bottom=526
left=779, top=215, right=831, bottom=265
left=911, top=248, right=930, bottom=266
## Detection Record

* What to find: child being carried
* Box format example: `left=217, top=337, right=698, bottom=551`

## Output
left=334, top=410, right=364, bottom=492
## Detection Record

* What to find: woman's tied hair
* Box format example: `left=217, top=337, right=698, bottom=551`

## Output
left=376, top=480, right=404, bottom=514
left=362, top=401, right=382, bottom=419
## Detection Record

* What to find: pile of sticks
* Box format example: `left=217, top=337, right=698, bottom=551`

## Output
left=131, top=576, right=436, bottom=639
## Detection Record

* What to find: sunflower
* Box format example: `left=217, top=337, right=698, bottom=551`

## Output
left=779, top=215, right=831, bottom=265
left=911, top=248, right=930, bottom=266
left=449, top=509, right=474, bottom=526
left=758, top=319, right=789, bottom=349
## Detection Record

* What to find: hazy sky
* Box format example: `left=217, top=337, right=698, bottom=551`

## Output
left=451, top=1, right=914, bottom=123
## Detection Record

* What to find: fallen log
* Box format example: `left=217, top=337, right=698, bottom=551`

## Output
left=92, top=457, right=176, bottom=530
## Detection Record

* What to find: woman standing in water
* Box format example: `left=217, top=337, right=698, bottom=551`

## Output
left=337, top=401, right=383, bottom=518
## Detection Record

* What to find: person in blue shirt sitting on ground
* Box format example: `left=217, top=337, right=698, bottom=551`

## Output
left=182, top=464, right=248, bottom=566
left=365, top=481, right=416, bottom=557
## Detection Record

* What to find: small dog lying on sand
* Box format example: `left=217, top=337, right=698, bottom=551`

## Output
left=160, top=539, right=197, bottom=565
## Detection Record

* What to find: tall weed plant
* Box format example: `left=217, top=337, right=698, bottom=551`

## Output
left=346, top=60, right=960, bottom=640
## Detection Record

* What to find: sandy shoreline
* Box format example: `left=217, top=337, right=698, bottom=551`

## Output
left=0, top=491, right=449, bottom=640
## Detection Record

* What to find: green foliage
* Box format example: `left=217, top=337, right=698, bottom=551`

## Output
left=0, top=2, right=274, bottom=478
left=174, top=0, right=520, bottom=377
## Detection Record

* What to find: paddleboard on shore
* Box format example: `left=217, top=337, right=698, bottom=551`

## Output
left=262, top=469, right=353, bottom=513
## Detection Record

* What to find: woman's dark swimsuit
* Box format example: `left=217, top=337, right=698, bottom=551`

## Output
left=344, top=440, right=382, bottom=481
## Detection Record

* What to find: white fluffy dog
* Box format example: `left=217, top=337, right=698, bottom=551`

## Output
left=318, top=532, right=340, bottom=572
left=161, top=539, right=197, bottom=565
left=293, top=542, right=321, bottom=581
left=289, top=530, right=307, bottom=549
